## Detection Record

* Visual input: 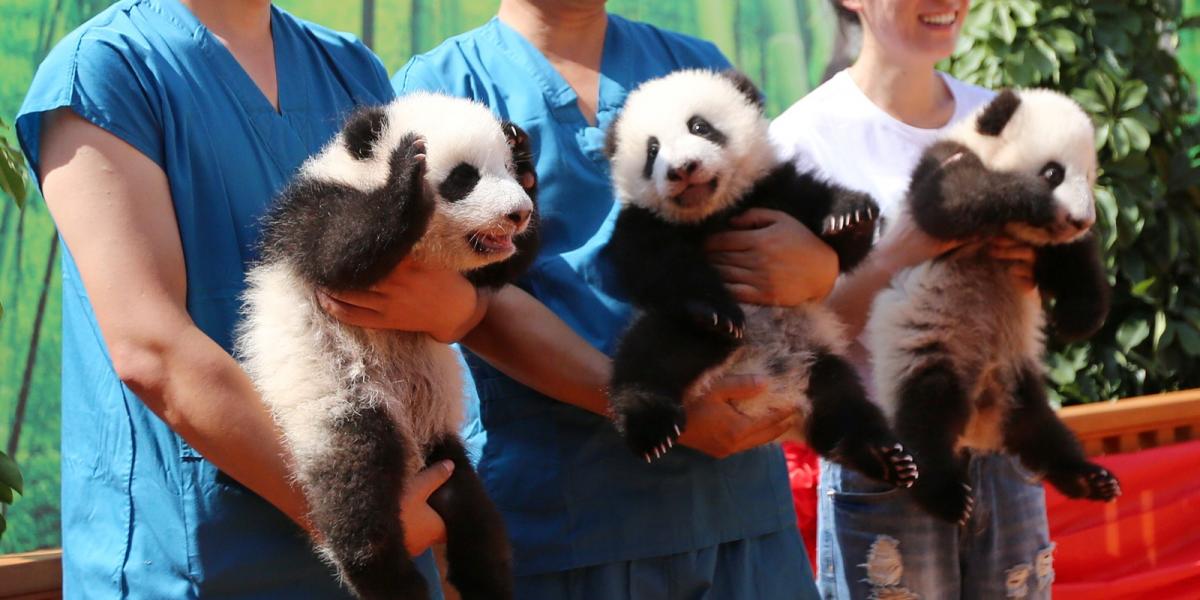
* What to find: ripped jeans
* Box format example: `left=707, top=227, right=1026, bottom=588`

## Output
left=817, top=453, right=1054, bottom=599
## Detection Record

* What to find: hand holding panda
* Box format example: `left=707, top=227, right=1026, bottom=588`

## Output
left=236, top=94, right=539, bottom=600
left=603, top=69, right=917, bottom=489
left=866, top=89, right=1122, bottom=525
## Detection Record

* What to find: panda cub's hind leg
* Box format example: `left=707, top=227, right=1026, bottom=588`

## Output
left=894, top=360, right=976, bottom=525
left=301, top=402, right=430, bottom=600
left=805, top=352, right=918, bottom=488
left=425, top=435, right=514, bottom=600
left=1005, top=365, right=1121, bottom=502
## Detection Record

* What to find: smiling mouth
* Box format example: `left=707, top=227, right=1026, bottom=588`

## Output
left=468, top=231, right=516, bottom=254
left=671, top=178, right=719, bottom=208
left=919, top=11, right=957, bottom=26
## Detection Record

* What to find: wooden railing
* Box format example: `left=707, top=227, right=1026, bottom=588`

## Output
left=3, top=389, right=1199, bottom=599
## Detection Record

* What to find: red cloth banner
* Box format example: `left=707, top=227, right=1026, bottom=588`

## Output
left=785, top=440, right=1200, bottom=598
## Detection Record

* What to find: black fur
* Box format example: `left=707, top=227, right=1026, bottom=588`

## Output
left=606, top=163, right=892, bottom=469
left=302, top=403, right=429, bottom=600
left=426, top=436, right=514, bottom=600
left=907, top=140, right=1057, bottom=240
left=688, top=116, right=727, bottom=147
left=642, top=137, right=660, bottom=180
left=343, top=106, right=389, bottom=160
left=976, top=89, right=1021, bottom=136
left=1035, top=232, right=1110, bottom=341
left=465, top=122, right=541, bottom=289
left=439, top=163, right=481, bottom=202
left=261, top=134, right=433, bottom=290
left=1005, top=366, right=1120, bottom=500
left=894, top=360, right=976, bottom=524
left=717, top=69, right=765, bottom=110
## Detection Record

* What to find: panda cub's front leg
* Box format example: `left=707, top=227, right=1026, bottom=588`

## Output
left=804, top=352, right=918, bottom=488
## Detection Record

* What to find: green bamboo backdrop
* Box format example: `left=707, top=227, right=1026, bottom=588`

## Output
left=0, top=0, right=1198, bottom=553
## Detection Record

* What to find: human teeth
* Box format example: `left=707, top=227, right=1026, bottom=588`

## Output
left=920, top=12, right=956, bottom=25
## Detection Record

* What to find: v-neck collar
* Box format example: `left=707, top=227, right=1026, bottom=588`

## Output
left=488, top=15, right=625, bottom=126
left=154, top=0, right=303, bottom=119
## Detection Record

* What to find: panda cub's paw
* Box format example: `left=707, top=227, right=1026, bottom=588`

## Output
left=876, top=443, right=919, bottom=489
left=1047, top=462, right=1122, bottom=502
left=821, top=196, right=878, bottom=237
left=683, top=298, right=745, bottom=340
left=610, top=386, right=686, bottom=463
left=914, top=477, right=975, bottom=526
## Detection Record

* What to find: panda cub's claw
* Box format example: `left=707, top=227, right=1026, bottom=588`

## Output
left=881, top=443, right=919, bottom=489
left=610, top=386, right=686, bottom=463
left=684, top=299, right=745, bottom=341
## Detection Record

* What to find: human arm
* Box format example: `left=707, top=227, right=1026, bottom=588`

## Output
left=38, top=109, right=448, bottom=556
left=462, top=285, right=795, bottom=457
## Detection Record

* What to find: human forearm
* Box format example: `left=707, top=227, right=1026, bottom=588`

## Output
left=113, top=321, right=312, bottom=530
left=462, top=285, right=610, bottom=415
left=824, top=249, right=901, bottom=340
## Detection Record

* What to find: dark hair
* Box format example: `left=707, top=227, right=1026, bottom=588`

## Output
left=829, top=0, right=859, bottom=24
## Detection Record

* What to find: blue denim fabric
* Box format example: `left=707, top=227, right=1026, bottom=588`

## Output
left=817, top=453, right=1054, bottom=599
left=517, top=528, right=819, bottom=600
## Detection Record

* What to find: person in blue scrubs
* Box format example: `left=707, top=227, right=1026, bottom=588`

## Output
left=17, top=0, right=453, bottom=596
left=332, top=1, right=836, bottom=597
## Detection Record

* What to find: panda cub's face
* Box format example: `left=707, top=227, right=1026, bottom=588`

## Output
left=949, top=89, right=1099, bottom=245
left=606, top=70, right=776, bottom=224
left=313, top=93, right=534, bottom=273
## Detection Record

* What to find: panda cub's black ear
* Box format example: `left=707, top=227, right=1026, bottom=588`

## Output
left=342, top=106, right=389, bottom=160
left=718, top=69, right=765, bottom=110
left=976, top=89, right=1021, bottom=136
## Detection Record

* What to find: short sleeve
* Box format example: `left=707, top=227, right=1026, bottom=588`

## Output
left=17, top=30, right=166, bottom=182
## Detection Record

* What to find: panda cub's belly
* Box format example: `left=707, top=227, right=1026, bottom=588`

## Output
left=238, top=262, right=465, bottom=478
left=867, top=257, right=1045, bottom=451
left=688, top=303, right=848, bottom=437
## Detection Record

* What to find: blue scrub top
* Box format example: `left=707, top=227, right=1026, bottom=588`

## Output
left=394, top=16, right=797, bottom=576
left=17, top=1, right=442, bottom=597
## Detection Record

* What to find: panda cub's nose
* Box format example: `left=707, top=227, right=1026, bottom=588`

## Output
left=667, top=161, right=700, bottom=182
left=507, top=208, right=531, bottom=229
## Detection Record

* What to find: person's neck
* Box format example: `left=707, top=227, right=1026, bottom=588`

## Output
left=849, top=41, right=954, bottom=129
left=497, top=0, right=607, bottom=65
left=181, top=0, right=272, bottom=43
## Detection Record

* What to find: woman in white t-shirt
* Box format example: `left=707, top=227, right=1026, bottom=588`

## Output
left=769, top=1, right=1056, bottom=598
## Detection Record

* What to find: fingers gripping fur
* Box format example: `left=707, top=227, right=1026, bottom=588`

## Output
left=425, top=436, right=514, bottom=600
left=805, top=353, right=917, bottom=488
left=301, top=404, right=429, bottom=600
left=1035, top=232, right=1110, bottom=341
left=262, top=133, right=435, bottom=290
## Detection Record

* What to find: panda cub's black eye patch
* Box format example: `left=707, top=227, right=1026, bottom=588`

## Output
left=643, top=136, right=660, bottom=179
left=1039, top=161, right=1065, bottom=188
left=439, top=162, right=481, bottom=202
left=688, top=116, right=726, bottom=146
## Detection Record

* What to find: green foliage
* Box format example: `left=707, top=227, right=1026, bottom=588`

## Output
left=945, top=0, right=1200, bottom=405
left=0, top=450, right=23, bottom=538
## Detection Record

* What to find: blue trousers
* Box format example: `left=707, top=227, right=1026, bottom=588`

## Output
left=817, top=453, right=1054, bottom=599
left=517, top=528, right=819, bottom=600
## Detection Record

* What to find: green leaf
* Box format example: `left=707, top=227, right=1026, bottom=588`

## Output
left=1153, top=310, right=1167, bottom=352
left=0, top=451, right=22, bottom=496
left=1009, top=0, right=1038, bottom=27
left=997, top=5, right=1017, bottom=44
left=1130, top=277, right=1156, bottom=298
left=0, top=483, right=11, bottom=505
left=1119, top=80, right=1149, bottom=112
left=1178, top=323, right=1200, bottom=356
left=1073, top=88, right=1107, bottom=114
left=1116, top=318, right=1150, bottom=352
left=1120, top=117, right=1151, bottom=152
left=0, top=511, right=6, bottom=538
left=1110, top=121, right=1132, bottom=159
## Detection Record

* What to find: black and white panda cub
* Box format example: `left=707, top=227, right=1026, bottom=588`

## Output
left=235, top=93, right=538, bottom=600
left=867, top=89, right=1122, bottom=525
left=603, top=69, right=917, bottom=488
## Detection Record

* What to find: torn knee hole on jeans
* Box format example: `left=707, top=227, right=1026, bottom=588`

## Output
left=860, top=535, right=919, bottom=600
left=1035, top=543, right=1056, bottom=591
left=1005, top=563, right=1031, bottom=598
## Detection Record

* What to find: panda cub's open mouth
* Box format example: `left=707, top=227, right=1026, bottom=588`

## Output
left=672, top=178, right=719, bottom=208
left=468, top=231, right=516, bottom=254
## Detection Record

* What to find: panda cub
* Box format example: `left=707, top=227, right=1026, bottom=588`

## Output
left=867, top=89, right=1121, bottom=525
left=604, top=69, right=917, bottom=488
left=236, top=94, right=538, bottom=600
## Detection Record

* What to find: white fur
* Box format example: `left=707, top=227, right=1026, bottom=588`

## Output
left=868, top=89, right=1096, bottom=452
left=238, top=94, right=526, bottom=480
left=609, top=70, right=777, bottom=224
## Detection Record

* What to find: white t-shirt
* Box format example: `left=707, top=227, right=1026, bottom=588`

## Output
left=769, top=69, right=995, bottom=222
